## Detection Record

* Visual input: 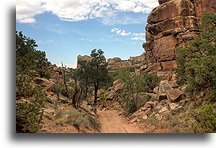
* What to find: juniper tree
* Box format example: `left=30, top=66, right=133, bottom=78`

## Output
left=176, top=11, right=216, bottom=98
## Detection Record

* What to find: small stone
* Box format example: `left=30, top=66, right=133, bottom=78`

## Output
left=142, top=115, right=148, bottom=120
left=169, top=103, right=179, bottom=110
left=131, top=117, right=138, bottom=123
left=159, top=107, right=169, bottom=113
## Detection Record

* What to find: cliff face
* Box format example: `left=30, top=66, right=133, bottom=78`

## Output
left=143, top=0, right=215, bottom=77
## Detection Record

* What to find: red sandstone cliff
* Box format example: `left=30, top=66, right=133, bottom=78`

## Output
left=143, top=0, right=215, bottom=76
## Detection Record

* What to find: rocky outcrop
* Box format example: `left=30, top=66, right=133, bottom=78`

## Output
left=157, top=80, right=183, bottom=102
left=107, top=53, right=146, bottom=73
left=130, top=80, right=183, bottom=122
left=77, top=53, right=147, bottom=73
left=107, top=57, right=131, bottom=72
left=104, top=79, right=124, bottom=100
left=77, top=55, right=92, bottom=68
left=129, top=53, right=146, bottom=61
left=143, top=0, right=215, bottom=77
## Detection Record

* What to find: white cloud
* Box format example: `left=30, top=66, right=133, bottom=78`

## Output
left=111, top=28, right=145, bottom=41
left=19, top=18, right=36, bottom=23
left=132, top=33, right=145, bottom=36
left=131, top=36, right=145, bottom=40
left=16, top=0, right=158, bottom=23
left=101, top=13, right=148, bottom=25
left=16, top=0, right=45, bottom=23
left=111, top=28, right=131, bottom=36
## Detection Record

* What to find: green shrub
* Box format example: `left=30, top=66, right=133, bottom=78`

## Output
left=129, top=67, right=135, bottom=72
left=115, top=70, right=160, bottom=116
left=55, top=110, right=100, bottom=131
left=121, top=98, right=137, bottom=116
left=16, top=75, right=46, bottom=133
left=55, top=110, right=64, bottom=120
left=134, top=72, right=160, bottom=93
left=176, top=12, right=216, bottom=97
left=16, top=86, right=46, bottom=133
left=51, top=81, right=69, bottom=97
left=190, top=105, right=216, bottom=133
left=16, top=102, right=43, bottom=133
left=16, top=75, right=34, bottom=99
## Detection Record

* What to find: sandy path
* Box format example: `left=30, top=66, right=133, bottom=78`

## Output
left=97, top=109, right=143, bottom=133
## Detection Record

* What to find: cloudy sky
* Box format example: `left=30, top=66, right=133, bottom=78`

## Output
left=16, top=0, right=158, bottom=68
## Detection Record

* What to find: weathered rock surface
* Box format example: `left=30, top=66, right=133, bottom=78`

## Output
left=107, top=53, right=146, bottom=73
left=157, top=80, right=183, bottom=102
left=143, top=0, right=215, bottom=78
left=104, top=79, right=124, bottom=100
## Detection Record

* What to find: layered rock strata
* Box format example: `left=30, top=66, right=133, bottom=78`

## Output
left=143, top=0, right=215, bottom=77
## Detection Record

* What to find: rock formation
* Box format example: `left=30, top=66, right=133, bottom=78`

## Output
left=77, top=55, right=92, bottom=68
left=107, top=53, right=146, bottom=72
left=107, top=57, right=131, bottom=72
left=143, top=0, right=215, bottom=78
left=77, top=53, right=147, bottom=73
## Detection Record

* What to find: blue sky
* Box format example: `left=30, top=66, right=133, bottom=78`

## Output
left=16, top=0, right=158, bottom=68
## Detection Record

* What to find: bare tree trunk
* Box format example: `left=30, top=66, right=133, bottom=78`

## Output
left=77, top=87, right=83, bottom=108
left=93, top=84, right=98, bottom=106
left=62, top=63, right=69, bottom=98
left=72, top=73, right=78, bottom=108
left=84, top=77, right=88, bottom=100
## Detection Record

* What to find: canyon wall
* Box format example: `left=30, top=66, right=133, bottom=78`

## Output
left=143, top=0, right=215, bottom=79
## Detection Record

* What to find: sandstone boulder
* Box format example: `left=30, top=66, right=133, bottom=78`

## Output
left=153, top=86, right=159, bottom=94
left=113, top=79, right=124, bottom=91
left=169, top=103, right=179, bottom=110
left=159, top=106, right=169, bottom=113
left=142, top=115, right=148, bottom=120
left=157, top=80, right=183, bottom=102
left=166, top=88, right=183, bottom=102
left=104, top=79, right=124, bottom=100
left=158, top=80, right=172, bottom=100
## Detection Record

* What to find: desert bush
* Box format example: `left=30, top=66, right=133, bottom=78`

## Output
left=16, top=75, right=34, bottom=99
left=176, top=12, right=215, bottom=98
left=55, top=110, right=100, bottom=131
left=134, top=72, right=160, bottom=93
left=116, top=70, right=159, bottom=115
left=51, top=81, right=69, bottom=98
left=16, top=75, right=47, bottom=133
left=31, top=86, right=47, bottom=107
left=55, top=110, right=64, bottom=120
left=16, top=86, right=46, bottom=133
left=98, top=90, right=107, bottom=108
left=121, top=98, right=137, bottom=116
left=16, top=102, right=43, bottom=133
left=190, top=105, right=216, bottom=133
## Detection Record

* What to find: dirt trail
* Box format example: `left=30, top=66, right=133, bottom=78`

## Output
left=97, top=109, right=143, bottom=133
